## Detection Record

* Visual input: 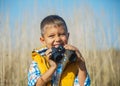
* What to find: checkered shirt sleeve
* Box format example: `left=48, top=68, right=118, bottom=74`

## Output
left=28, top=61, right=41, bottom=86
left=74, top=73, right=91, bottom=86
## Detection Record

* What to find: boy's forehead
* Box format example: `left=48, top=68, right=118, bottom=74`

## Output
left=44, top=24, right=54, bottom=29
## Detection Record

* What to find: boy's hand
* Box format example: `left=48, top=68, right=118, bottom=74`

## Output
left=64, top=44, right=82, bottom=58
left=45, top=48, right=57, bottom=68
left=64, top=44, right=86, bottom=69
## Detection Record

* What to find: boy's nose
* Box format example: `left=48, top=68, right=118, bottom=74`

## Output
left=55, top=35, right=61, bottom=42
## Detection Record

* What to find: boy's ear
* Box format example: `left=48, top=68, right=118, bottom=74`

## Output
left=40, top=36, right=45, bottom=44
left=67, top=32, right=70, bottom=39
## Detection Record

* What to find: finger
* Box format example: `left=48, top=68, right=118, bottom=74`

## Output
left=64, top=44, right=71, bottom=50
left=45, top=48, right=52, bottom=56
left=64, top=45, right=82, bottom=58
left=64, top=44, right=76, bottom=51
left=48, top=53, right=52, bottom=58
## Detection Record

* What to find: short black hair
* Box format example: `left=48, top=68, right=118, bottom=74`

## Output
left=40, top=15, right=68, bottom=36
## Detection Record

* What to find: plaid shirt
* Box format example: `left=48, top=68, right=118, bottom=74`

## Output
left=28, top=61, right=90, bottom=86
left=28, top=48, right=91, bottom=86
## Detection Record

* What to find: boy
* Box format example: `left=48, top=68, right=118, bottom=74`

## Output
left=28, top=15, right=90, bottom=86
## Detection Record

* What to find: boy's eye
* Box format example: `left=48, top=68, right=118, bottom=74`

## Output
left=48, top=35, right=55, bottom=38
left=60, top=33, right=66, bottom=36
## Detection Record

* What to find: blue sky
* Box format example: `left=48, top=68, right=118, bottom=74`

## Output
left=0, top=0, right=120, bottom=50
left=1, top=0, right=119, bottom=22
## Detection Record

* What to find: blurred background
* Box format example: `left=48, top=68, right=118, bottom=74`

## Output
left=0, top=0, right=120, bottom=86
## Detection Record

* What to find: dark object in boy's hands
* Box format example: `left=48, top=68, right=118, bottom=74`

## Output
left=50, top=45, right=77, bottom=63
left=65, top=50, right=77, bottom=62
left=50, top=45, right=65, bottom=63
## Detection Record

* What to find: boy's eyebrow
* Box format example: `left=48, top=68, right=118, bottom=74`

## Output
left=47, top=33, right=55, bottom=35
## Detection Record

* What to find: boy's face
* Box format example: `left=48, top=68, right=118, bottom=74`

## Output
left=40, top=25, right=69, bottom=48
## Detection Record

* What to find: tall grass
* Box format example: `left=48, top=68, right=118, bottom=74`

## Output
left=0, top=2, right=120, bottom=86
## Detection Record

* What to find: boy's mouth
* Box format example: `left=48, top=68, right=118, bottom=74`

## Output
left=53, top=44, right=62, bottom=48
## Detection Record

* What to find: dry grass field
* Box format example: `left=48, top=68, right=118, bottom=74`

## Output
left=0, top=3, right=120, bottom=86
